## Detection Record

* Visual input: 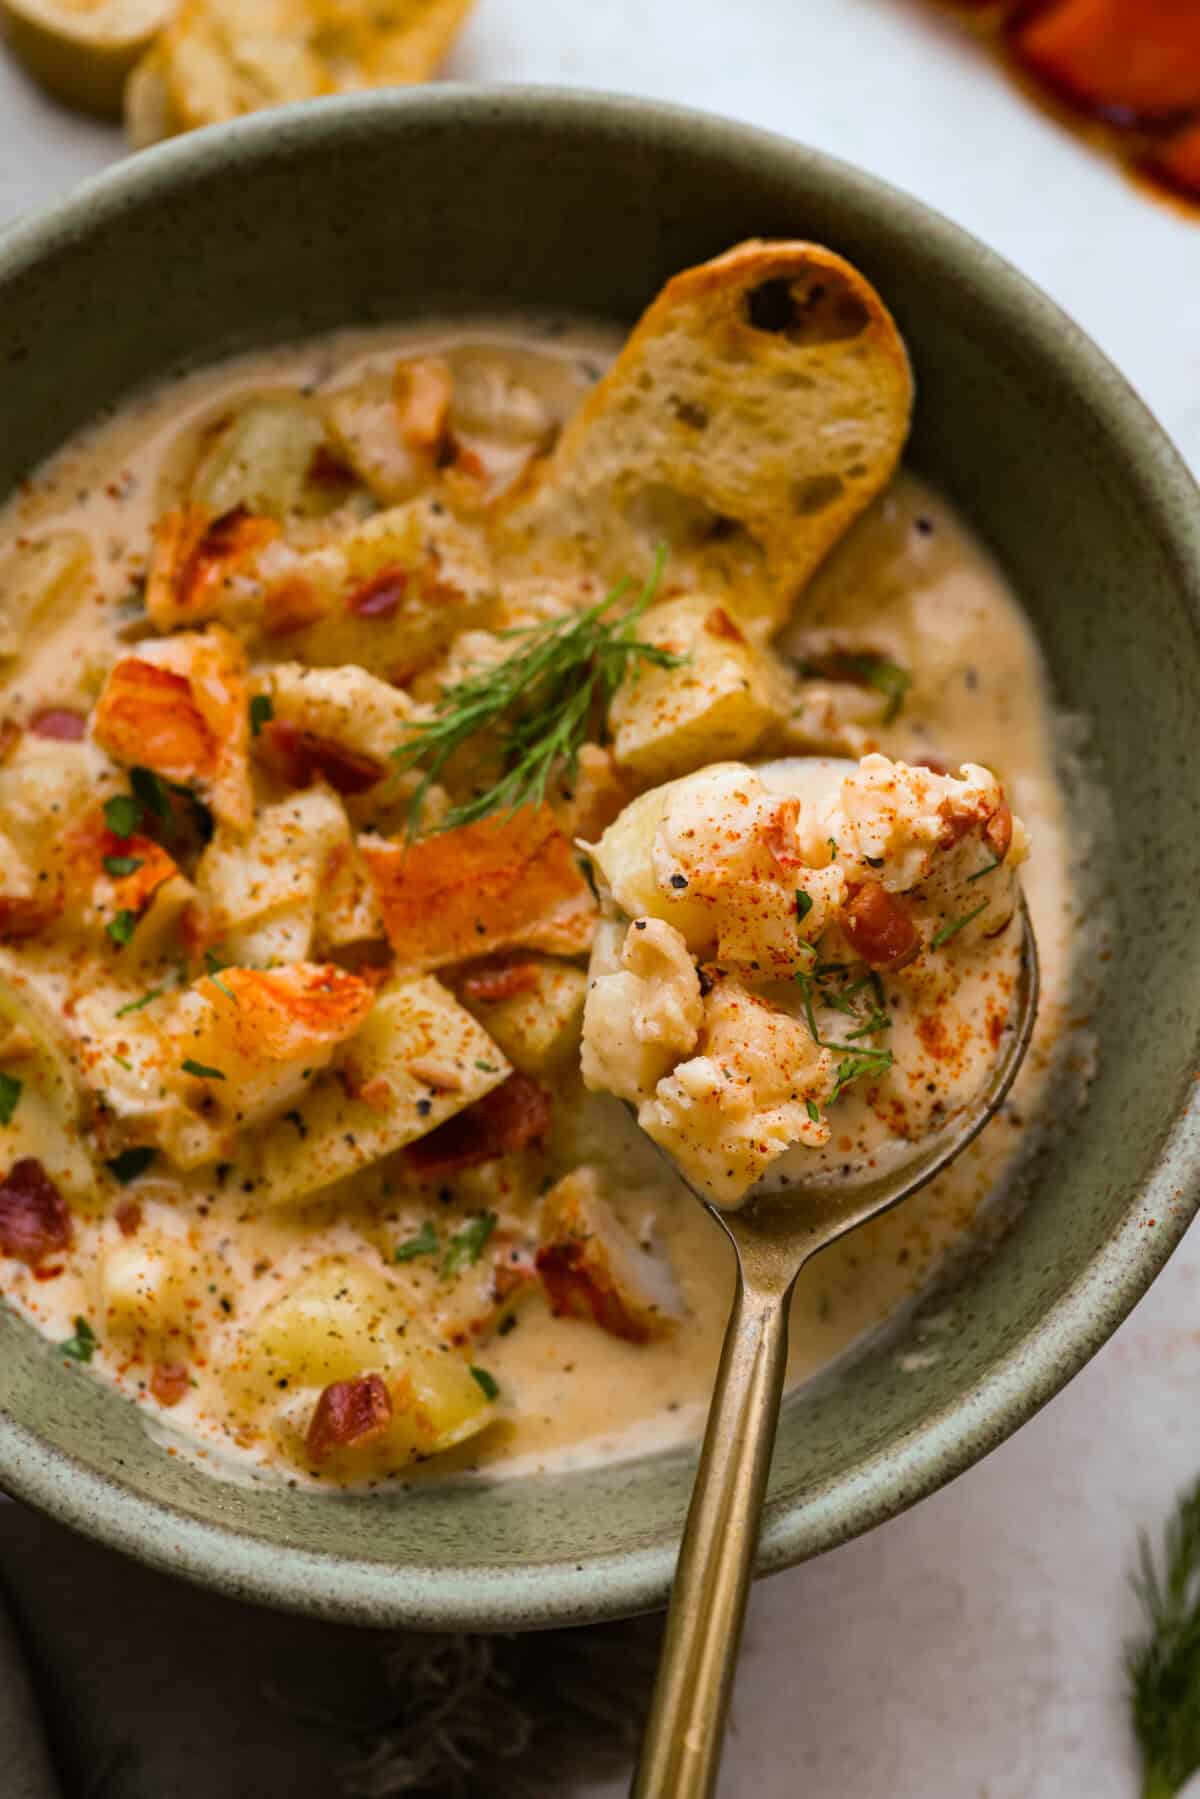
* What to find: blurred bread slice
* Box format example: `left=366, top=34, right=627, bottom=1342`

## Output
left=1, top=0, right=170, bottom=114
left=124, top=0, right=475, bottom=144
left=499, top=241, right=913, bottom=636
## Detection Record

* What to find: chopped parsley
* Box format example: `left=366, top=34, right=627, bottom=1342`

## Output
left=395, top=1222, right=440, bottom=1263
left=799, top=649, right=913, bottom=724
left=103, top=794, right=141, bottom=839
left=795, top=890, right=814, bottom=925
left=795, top=961, right=894, bottom=1101
left=105, top=1146, right=157, bottom=1184
left=249, top=693, right=274, bottom=738
left=474, top=1059, right=499, bottom=1074
left=930, top=899, right=990, bottom=949
left=805, top=1097, right=821, bottom=1124
left=106, top=909, right=138, bottom=948
left=0, top=1072, right=22, bottom=1127
left=115, top=988, right=162, bottom=1018
left=470, top=1365, right=500, bottom=1401
left=441, top=1211, right=497, bottom=1278
left=204, top=951, right=237, bottom=1004
left=967, top=857, right=1003, bottom=884
left=59, top=1317, right=97, bottom=1364
left=181, top=1058, right=225, bottom=1081
left=102, top=854, right=143, bottom=879
left=130, top=765, right=172, bottom=824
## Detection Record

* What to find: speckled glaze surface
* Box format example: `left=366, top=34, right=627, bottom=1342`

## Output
left=0, top=88, right=1197, bottom=1631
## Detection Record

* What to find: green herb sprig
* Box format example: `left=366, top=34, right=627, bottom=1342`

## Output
left=930, top=899, right=990, bottom=950
left=441, top=1211, right=497, bottom=1279
left=395, top=1222, right=440, bottom=1263
left=1128, top=1476, right=1200, bottom=1799
left=60, top=1317, right=97, bottom=1364
left=799, top=650, right=913, bottom=725
left=0, top=1072, right=21, bottom=1128
left=795, top=960, right=894, bottom=1103
left=390, top=552, right=678, bottom=836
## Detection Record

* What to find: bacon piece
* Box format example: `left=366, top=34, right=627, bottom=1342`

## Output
left=536, top=1239, right=653, bottom=1343
left=459, top=959, right=541, bottom=1005
left=257, top=719, right=384, bottom=796
left=0, top=894, right=62, bottom=943
left=115, top=1199, right=143, bottom=1238
left=842, top=880, right=919, bottom=969
left=363, top=806, right=596, bottom=972
left=984, top=800, right=1014, bottom=861
left=0, top=1160, right=73, bottom=1265
left=29, top=709, right=86, bottom=742
left=306, top=1373, right=393, bottom=1462
left=1009, top=0, right=1200, bottom=124
left=92, top=657, right=217, bottom=781
left=405, top=1074, right=552, bottom=1178
left=148, top=505, right=279, bottom=627
left=150, top=1362, right=190, bottom=1407
left=535, top=1170, right=680, bottom=1346
left=346, top=567, right=408, bottom=620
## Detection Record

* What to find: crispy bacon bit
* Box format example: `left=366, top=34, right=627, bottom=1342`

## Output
left=150, top=1362, right=190, bottom=1407
left=92, top=657, right=217, bottom=781
left=307, top=444, right=355, bottom=490
left=0, top=894, right=61, bottom=942
left=984, top=800, right=1014, bottom=861
left=258, top=719, right=384, bottom=796
left=115, top=1199, right=143, bottom=1238
left=363, top=805, right=596, bottom=971
left=491, top=1236, right=539, bottom=1308
left=405, top=1075, right=552, bottom=1178
left=29, top=708, right=86, bottom=742
left=459, top=960, right=541, bottom=1005
left=0, top=1159, right=73, bottom=1265
left=704, top=606, right=745, bottom=644
left=306, top=1373, right=393, bottom=1462
left=347, top=567, right=408, bottom=620
left=535, top=1239, right=652, bottom=1345
left=842, top=880, right=920, bottom=969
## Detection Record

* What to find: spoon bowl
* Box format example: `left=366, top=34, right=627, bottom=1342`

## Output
left=630, top=899, right=1039, bottom=1798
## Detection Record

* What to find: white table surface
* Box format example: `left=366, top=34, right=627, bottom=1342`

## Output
left=2, top=5, right=1199, bottom=1796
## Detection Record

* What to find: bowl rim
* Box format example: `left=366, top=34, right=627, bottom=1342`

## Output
left=1, top=83, right=1198, bottom=1631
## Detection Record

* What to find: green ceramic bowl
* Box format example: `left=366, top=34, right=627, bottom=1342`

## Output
left=0, top=89, right=1197, bottom=1630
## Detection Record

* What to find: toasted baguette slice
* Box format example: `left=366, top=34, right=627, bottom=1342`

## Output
left=500, top=240, right=913, bottom=636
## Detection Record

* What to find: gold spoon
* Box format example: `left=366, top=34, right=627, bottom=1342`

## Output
left=628, top=836, right=1039, bottom=1798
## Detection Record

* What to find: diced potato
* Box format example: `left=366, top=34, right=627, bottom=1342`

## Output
left=457, top=956, right=587, bottom=1075
left=249, top=974, right=510, bottom=1208
left=96, top=1232, right=191, bottom=1344
left=0, top=950, right=91, bottom=1192
left=0, top=531, right=93, bottom=659
left=0, top=739, right=110, bottom=869
left=283, top=497, right=495, bottom=679
left=197, top=786, right=352, bottom=962
left=233, top=1256, right=496, bottom=1470
left=536, top=1167, right=683, bottom=1343
left=188, top=391, right=346, bottom=520
left=322, top=358, right=451, bottom=505
left=584, top=778, right=717, bottom=946
left=609, top=594, right=788, bottom=781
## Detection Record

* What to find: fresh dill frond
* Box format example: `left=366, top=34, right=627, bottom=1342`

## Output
left=391, top=550, right=679, bottom=835
left=1128, top=1477, right=1200, bottom=1799
left=795, top=961, right=894, bottom=1101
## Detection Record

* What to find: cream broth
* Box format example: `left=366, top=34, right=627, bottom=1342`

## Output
left=0, top=321, right=1089, bottom=1488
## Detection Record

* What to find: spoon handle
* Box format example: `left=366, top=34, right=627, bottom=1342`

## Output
left=631, top=1265, right=795, bottom=1799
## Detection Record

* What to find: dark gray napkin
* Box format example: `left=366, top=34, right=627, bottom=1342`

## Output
left=0, top=1503, right=657, bottom=1799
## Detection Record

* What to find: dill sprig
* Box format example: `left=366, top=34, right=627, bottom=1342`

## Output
left=391, top=550, right=678, bottom=835
left=795, top=960, right=894, bottom=1102
left=1128, top=1478, right=1200, bottom=1799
